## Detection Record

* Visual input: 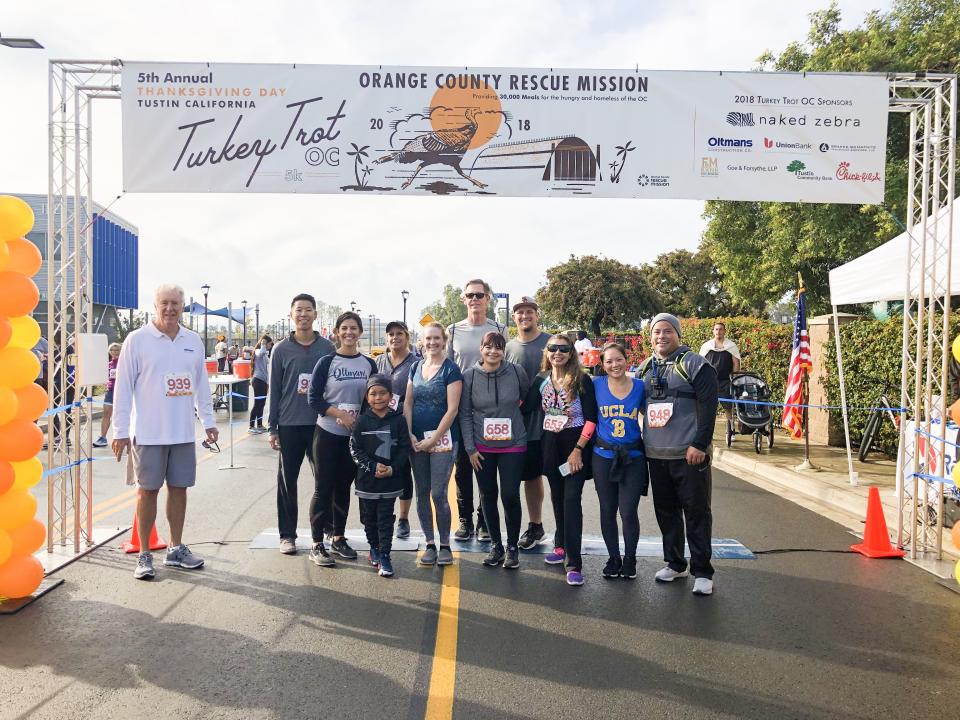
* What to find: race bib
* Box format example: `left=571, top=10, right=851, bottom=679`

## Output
left=108, top=367, right=117, bottom=380
left=483, top=418, right=512, bottom=442
left=389, top=393, right=400, bottom=411
left=646, top=402, right=674, bottom=429
left=164, top=372, right=193, bottom=397
left=543, top=412, right=569, bottom=433
left=297, top=373, right=311, bottom=395
left=423, top=429, right=453, bottom=453
left=337, top=403, right=360, bottom=418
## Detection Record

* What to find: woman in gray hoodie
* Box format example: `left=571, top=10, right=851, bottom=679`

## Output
left=459, top=331, right=530, bottom=569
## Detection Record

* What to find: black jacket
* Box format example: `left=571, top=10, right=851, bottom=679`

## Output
left=349, top=407, right=412, bottom=499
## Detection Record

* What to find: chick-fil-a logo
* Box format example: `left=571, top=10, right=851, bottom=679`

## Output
left=836, top=161, right=881, bottom=182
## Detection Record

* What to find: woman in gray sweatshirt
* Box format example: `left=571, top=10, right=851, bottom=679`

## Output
left=459, top=331, right=530, bottom=569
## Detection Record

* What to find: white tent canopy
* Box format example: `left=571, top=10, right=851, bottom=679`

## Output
left=828, top=199, right=959, bottom=305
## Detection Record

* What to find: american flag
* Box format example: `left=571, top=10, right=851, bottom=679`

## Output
left=781, top=283, right=812, bottom=439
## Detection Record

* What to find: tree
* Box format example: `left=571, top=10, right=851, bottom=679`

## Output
left=640, top=248, right=738, bottom=318
left=706, top=0, right=960, bottom=314
left=536, top=255, right=661, bottom=336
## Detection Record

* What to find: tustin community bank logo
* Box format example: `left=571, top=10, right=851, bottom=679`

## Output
left=786, top=159, right=832, bottom=182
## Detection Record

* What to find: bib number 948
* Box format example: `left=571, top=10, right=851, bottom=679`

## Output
left=646, top=402, right=673, bottom=429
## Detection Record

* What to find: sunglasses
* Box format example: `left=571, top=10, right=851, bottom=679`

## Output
left=202, top=439, right=221, bottom=453
left=464, top=292, right=487, bottom=300
left=546, top=344, right=572, bottom=353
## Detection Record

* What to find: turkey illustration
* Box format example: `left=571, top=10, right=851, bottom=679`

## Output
left=375, top=107, right=488, bottom=190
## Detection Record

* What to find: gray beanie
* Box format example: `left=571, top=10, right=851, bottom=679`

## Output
left=366, top=373, right=392, bottom=393
left=650, top=313, right=682, bottom=337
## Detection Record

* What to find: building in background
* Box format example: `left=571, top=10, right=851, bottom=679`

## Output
left=10, top=193, right=138, bottom=342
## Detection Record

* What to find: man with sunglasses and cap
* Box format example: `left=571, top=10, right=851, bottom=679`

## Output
left=112, top=284, right=218, bottom=581
left=639, top=312, right=718, bottom=596
left=447, top=278, right=504, bottom=541
left=505, top=296, right=550, bottom=549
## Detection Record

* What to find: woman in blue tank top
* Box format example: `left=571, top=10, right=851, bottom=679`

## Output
left=592, top=342, right=647, bottom=581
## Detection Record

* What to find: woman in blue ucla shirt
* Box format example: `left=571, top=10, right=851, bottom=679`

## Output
left=592, top=342, right=647, bottom=581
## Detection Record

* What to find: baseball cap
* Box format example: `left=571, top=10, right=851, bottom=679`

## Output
left=512, top=296, right=539, bottom=312
left=385, top=320, right=409, bottom=334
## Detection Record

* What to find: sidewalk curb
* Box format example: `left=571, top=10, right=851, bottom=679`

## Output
left=713, top=447, right=960, bottom=561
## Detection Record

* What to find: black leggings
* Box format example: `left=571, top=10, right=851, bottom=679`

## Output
left=546, top=468, right=587, bottom=571
left=593, top=453, right=648, bottom=559
left=249, top=378, right=268, bottom=428
left=475, top=451, right=524, bottom=547
left=310, top=427, right=355, bottom=541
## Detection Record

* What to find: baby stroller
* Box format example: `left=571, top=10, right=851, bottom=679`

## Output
left=725, top=371, right=775, bottom=454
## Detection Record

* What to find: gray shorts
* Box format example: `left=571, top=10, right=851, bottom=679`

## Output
left=132, top=442, right=197, bottom=491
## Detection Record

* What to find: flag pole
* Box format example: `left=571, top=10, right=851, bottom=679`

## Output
left=795, top=273, right=819, bottom=472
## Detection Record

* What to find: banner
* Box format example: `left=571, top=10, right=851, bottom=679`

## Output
left=122, top=62, right=889, bottom=203
left=902, top=420, right=960, bottom=502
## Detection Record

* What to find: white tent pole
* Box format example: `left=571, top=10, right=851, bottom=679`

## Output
left=832, top=305, right=856, bottom=485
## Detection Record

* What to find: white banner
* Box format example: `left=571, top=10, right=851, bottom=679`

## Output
left=122, top=62, right=889, bottom=203
left=902, top=420, right=960, bottom=502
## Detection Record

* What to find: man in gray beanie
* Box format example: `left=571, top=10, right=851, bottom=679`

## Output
left=639, top=313, right=719, bottom=596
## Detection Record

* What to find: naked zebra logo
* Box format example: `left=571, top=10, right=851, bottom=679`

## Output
left=726, top=111, right=755, bottom=127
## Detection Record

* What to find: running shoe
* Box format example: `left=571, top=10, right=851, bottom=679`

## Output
left=476, top=521, right=491, bottom=542
left=454, top=519, right=474, bottom=540
left=310, top=542, right=335, bottom=567
left=621, top=556, right=637, bottom=580
left=437, top=546, right=454, bottom=565
left=518, top=523, right=545, bottom=550
left=654, top=566, right=690, bottom=583
left=420, top=544, right=438, bottom=565
left=482, top=544, right=505, bottom=567
left=246, top=426, right=259, bottom=434
left=503, top=546, right=520, bottom=570
left=92, top=436, right=108, bottom=447
left=544, top=548, right=566, bottom=565
left=396, top=518, right=411, bottom=539
left=566, top=570, right=584, bottom=586
left=692, top=578, right=714, bottom=596
left=330, top=538, right=358, bottom=560
left=134, top=552, right=154, bottom=580
left=602, top=556, right=623, bottom=579
left=164, top=544, right=204, bottom=569
left=378, top=553, right=394, bottom=577
left=368, top=547, right=380, bottom=568
left=279, top=538, right=297, bottom=555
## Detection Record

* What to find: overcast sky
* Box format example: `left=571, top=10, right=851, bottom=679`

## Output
left=0, top=0, right=885, bottom=329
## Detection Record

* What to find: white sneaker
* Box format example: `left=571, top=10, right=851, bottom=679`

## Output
left=654, top=566, right=690, bottom=583
left=692, top=577, right=714, bottom=595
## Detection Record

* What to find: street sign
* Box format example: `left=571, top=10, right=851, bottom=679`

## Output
left=419, top=313, right=434, bottom=327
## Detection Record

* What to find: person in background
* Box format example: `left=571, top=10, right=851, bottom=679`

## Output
left=215, top=334, right=228, bottom=372
left=504, top=296, right=550, bottom=550
left=447, top=278, right=504, bottom=542
left=698, top=321, right=740, bottom=426
left=226, top=342, right=240, bottom=373
left=574, top=331, right=594, bottom=358
left=377, top=320, right=417, bottom=539
left=248, top=334, right=273, bottom=434
left=349, top=374, right=412, bottom=578
left=93, top=342, right=122, bottom=447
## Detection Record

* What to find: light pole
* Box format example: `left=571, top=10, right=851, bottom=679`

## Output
left=241, top=300, right=248, bottom=347
left=201, top=284, right=210, bottom=355
left=369, top=313, right=375, bottom=352
left=350, top=300, right=357, bottom=313
left=401, top=289, right=409, bottom=325
left=255, top=303, right=260, bottom=340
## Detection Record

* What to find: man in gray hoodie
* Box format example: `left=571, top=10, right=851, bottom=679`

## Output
left=268, top=293, right=335, bottom=555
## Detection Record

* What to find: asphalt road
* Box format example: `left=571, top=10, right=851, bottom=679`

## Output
left=4, top=424, right=960, bottom=720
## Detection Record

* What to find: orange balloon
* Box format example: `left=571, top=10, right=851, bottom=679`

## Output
left=10, top=458, right=42, bottom=491
left=0, top=240, right=9, bottom=272
left=0, top=195, right=35, bottom=242
left=0, top=554, right=44, bottom=599
left=0, top=387, right=16, bottom=426
left=14, top=383, right=47, bottom=422
left=0, top=488, right=37, bottom=531
left=952, top=522, right=960, bottom=551
left=0, top=347, right=41, bottom=389
left=4, top=238, right=42, bottom=277
left=0, top=316, right=10, bottom=349
left=951, top=400, right=960, bottom=426
left=7, top=518, right=44, bottom=556
left=0, top=528, right=11, bottom=565
left=0, top=273, right=39, bottom=317
left=0, top=420, right=43, bottom=462
left=0, top=460, right=13, bottom=494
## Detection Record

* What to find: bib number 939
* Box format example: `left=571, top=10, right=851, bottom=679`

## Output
left=165, top=373, right=193, bottom=397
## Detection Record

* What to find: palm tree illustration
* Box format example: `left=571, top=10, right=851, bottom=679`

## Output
left=608, top=161, right=619, bottom=183
left=611, top=141, right=635, bottom=183
left=347, top=143, right=371, bottom=186
left=361, top=165, right=372, bottom=188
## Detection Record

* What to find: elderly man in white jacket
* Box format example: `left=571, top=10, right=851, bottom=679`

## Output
left=698, top=321, right=741, bottom=424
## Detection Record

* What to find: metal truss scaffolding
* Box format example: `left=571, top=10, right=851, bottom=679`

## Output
left=46, top=60, right=121, bottom=554
left=889, top=73, right=957, bottom=561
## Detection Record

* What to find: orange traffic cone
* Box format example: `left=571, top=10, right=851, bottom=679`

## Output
left=121, top=513, right=168, bottom=554
left=850, top=486, right=906, bottom=558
